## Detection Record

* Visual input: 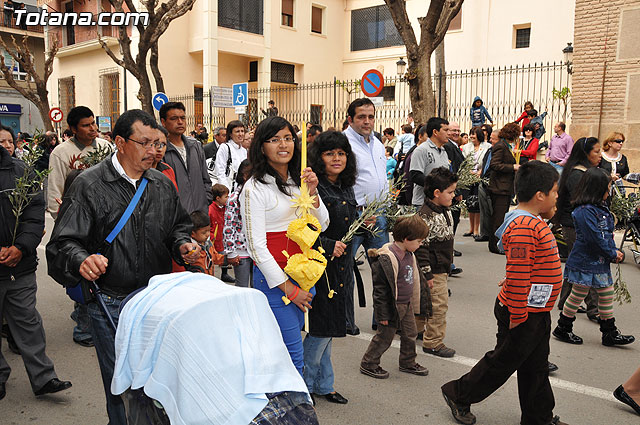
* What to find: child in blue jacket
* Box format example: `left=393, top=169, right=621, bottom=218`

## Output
left=553, top=167, right=634, bottom=347
left=470, top=96, right=493, bottom=127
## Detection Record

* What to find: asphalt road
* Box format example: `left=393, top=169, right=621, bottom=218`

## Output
left=1, top=216, right=639, bottom=425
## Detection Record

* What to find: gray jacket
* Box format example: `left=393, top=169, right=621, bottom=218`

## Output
left=163, top=135, right=213, bottom=214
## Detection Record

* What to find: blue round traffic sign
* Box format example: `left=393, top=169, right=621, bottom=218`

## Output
left=153, top=92, right=169, bottom=112
left=360, top=69, right=384, bottom=97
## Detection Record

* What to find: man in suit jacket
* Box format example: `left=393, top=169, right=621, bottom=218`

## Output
left=444, top=122, right=465, bottom=272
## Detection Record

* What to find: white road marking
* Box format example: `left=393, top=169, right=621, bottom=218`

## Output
left=353, top=331, right=616, bottom=402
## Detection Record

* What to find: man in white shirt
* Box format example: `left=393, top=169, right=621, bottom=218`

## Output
left=214, top=120, right=247, bottom=191
left=343, top=98, right=389, bottom=335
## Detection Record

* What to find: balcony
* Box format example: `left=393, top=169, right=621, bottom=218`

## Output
left=1, top=8, right=44, bottom=34
left=50, top=17, right=119, bottom=57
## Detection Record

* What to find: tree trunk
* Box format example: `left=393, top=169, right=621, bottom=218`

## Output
left=408, top=47, right=436, bottom=125
left=150, top=43, right=165, bottom=94
left=435, top=40, right=447, bottom=119
left=135, top=51, right=154, bottom=114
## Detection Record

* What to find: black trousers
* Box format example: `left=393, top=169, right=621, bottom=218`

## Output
left=488, top=193, right=511, bottom=253
left=442, top=299, right=555, bottom=425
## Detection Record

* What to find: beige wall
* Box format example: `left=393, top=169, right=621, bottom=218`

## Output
left=570, top=0, right=640, bottom=170
left=342, top=0, right=575, bottom=79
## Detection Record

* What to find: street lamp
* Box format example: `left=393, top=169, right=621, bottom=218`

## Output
left=562, top=42, right=573, bottom=75
left=396, top=57, right=407, bottom=80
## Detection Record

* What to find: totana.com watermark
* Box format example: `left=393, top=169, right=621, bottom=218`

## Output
left=14, top=10, right=149, bottom=27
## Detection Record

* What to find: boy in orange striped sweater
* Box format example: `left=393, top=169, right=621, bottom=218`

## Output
left=441, top=161, right=568, bottom=425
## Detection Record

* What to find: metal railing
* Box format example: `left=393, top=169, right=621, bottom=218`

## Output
left=1, top=9, right=44, bottom=33
left=171, top=62, right=572, bottom=139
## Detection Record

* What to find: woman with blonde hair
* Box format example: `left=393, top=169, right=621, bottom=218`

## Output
left=599, top=132, right=629, bottom=182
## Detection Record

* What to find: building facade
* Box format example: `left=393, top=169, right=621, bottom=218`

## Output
left=570, top=0, right=640, bottom=169
left=44, top=0, right=575, bottom=132
left=0, top=0, right=46, bottom=134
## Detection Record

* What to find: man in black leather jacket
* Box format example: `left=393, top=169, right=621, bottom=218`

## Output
left=0, top=143, right=71, bottom=401
left=46, top=109, right=200, bottom=425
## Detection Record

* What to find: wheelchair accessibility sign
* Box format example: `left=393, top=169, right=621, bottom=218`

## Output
left=232, top=83, right=248, bottom=107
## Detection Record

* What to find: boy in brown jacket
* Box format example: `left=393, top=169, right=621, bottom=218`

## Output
left=360, top=215, right=430, bottom=379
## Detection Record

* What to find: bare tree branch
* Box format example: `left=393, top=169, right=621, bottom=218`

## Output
left=100, top=0, right=196, bottom=112
left=0, top=35, right=56, bottom=131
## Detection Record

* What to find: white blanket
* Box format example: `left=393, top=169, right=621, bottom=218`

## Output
left=111, top=272, right=308, bottom=425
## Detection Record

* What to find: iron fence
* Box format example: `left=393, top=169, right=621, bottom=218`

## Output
left=172, top=62, right=572, bottom=140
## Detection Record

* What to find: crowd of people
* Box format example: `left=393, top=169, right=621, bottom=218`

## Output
left=0, top=96, right=638, bottom=425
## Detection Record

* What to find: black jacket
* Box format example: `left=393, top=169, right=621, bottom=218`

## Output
left=163, top=135, right=213, bottom=214
left=308, top=177, right=358, bottom=338
left=0, top=146, right=45, bottom=281
left=203, top=141, right=218, bottom=160
left=444, top=140, right=465, bottom=173
left=46, top=154, right=192, bottom=295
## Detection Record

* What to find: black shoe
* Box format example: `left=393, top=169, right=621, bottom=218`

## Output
left=371, top=324, right=377, bottom=331
left=323, top=392, right=348, bottom=404
left=550, top=415, right=569, bottom=425
left=473, top=235, right=488, bottom=242
left=73, top=337, right=94, bottom=348
left=34, top=378, right=72, bottom=396
left=442, top=390, right=476, bottom=424
left=553, top=314, right=583, bottom=344
left=453, top=249, right=462, bottom=257
left=360, top=365, right=389, bottom=379
left=599, top=318, right=635, bottom=346
left=346, top=327, right=360, bottom=336
left=548, top=361, right=559, bottom=373
left=220, top=273, right=236, bottom=283
left=462, top=232, right=474, bottom=237
left=576, top=305, right=587, bottom=313
left=0, top=382, right=5, bottom=400
left=450, top=267, right=463, bottom=276
left=613, top=385, right=640, bottom=415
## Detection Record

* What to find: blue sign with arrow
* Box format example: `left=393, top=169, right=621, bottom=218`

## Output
left=232, top=83, right=248, bottom=107
left=152, top=92, right=169, bottom=112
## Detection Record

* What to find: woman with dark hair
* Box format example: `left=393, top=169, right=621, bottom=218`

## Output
left=480, top=123, right=493, bottom=143
left=519, top=123, right=539, bottom=163
left=215, top=119, right=247, bottom=190
left=487, top=123, right=521, bottom=254
left=515, top=100, right=534, bottom=129
left=0, top=124, right=16, bottom=157
left=462, top=127, right=490, bottom=237
left=153, top=126, right=178, bottom=190
left=553, top=167, right=634, bottom=347
left=555, top=137, right=602, bottom=312
left=241, top=116, right=329, bottom=374
left=35, top=132, right=59, bottom=172
left=224, top=159, right=252, bottom=288
left=303, top=131, right=357, bottom=405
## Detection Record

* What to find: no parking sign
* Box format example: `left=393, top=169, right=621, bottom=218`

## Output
left=360, top=69, right=384, bottom=97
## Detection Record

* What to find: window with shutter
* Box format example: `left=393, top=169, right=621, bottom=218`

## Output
left=311, top=5, right=322, bottom=34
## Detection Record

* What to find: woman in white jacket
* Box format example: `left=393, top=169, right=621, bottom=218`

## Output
left=241, top=116, right=329, bottom=374
left=462, top=127, right=491, bottom=237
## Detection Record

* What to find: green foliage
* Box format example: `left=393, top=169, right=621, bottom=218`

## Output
left=4, top=135, right=50, bottom=245
left=610, top=185, right=639, bottom=226
left=614, top=263, right=632, bottom=305
left=552, top=87, right=571, bottom=101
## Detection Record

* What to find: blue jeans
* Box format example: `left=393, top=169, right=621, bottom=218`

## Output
left=549, top=161, right=563, bottom=175
left=233, top=257, right=253, bottom=288
left=302, top=335, right=334, bottom=395
left=87, top=294, right=127, bottom=425
left=253, top=266, right=315, bottom=375
left=71, top=302, right=93, bottom=342
left=350, top=214, right=389, bottom=329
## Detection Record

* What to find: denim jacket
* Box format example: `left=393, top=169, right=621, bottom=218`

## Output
left=566, top=204, right=617, bottom=274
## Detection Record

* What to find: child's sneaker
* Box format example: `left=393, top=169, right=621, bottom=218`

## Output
left=359, top=364, right=389, bottom=379
left=399, top=363, right=429, bottom=376
left=442, top=390, right=476, bottom=425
